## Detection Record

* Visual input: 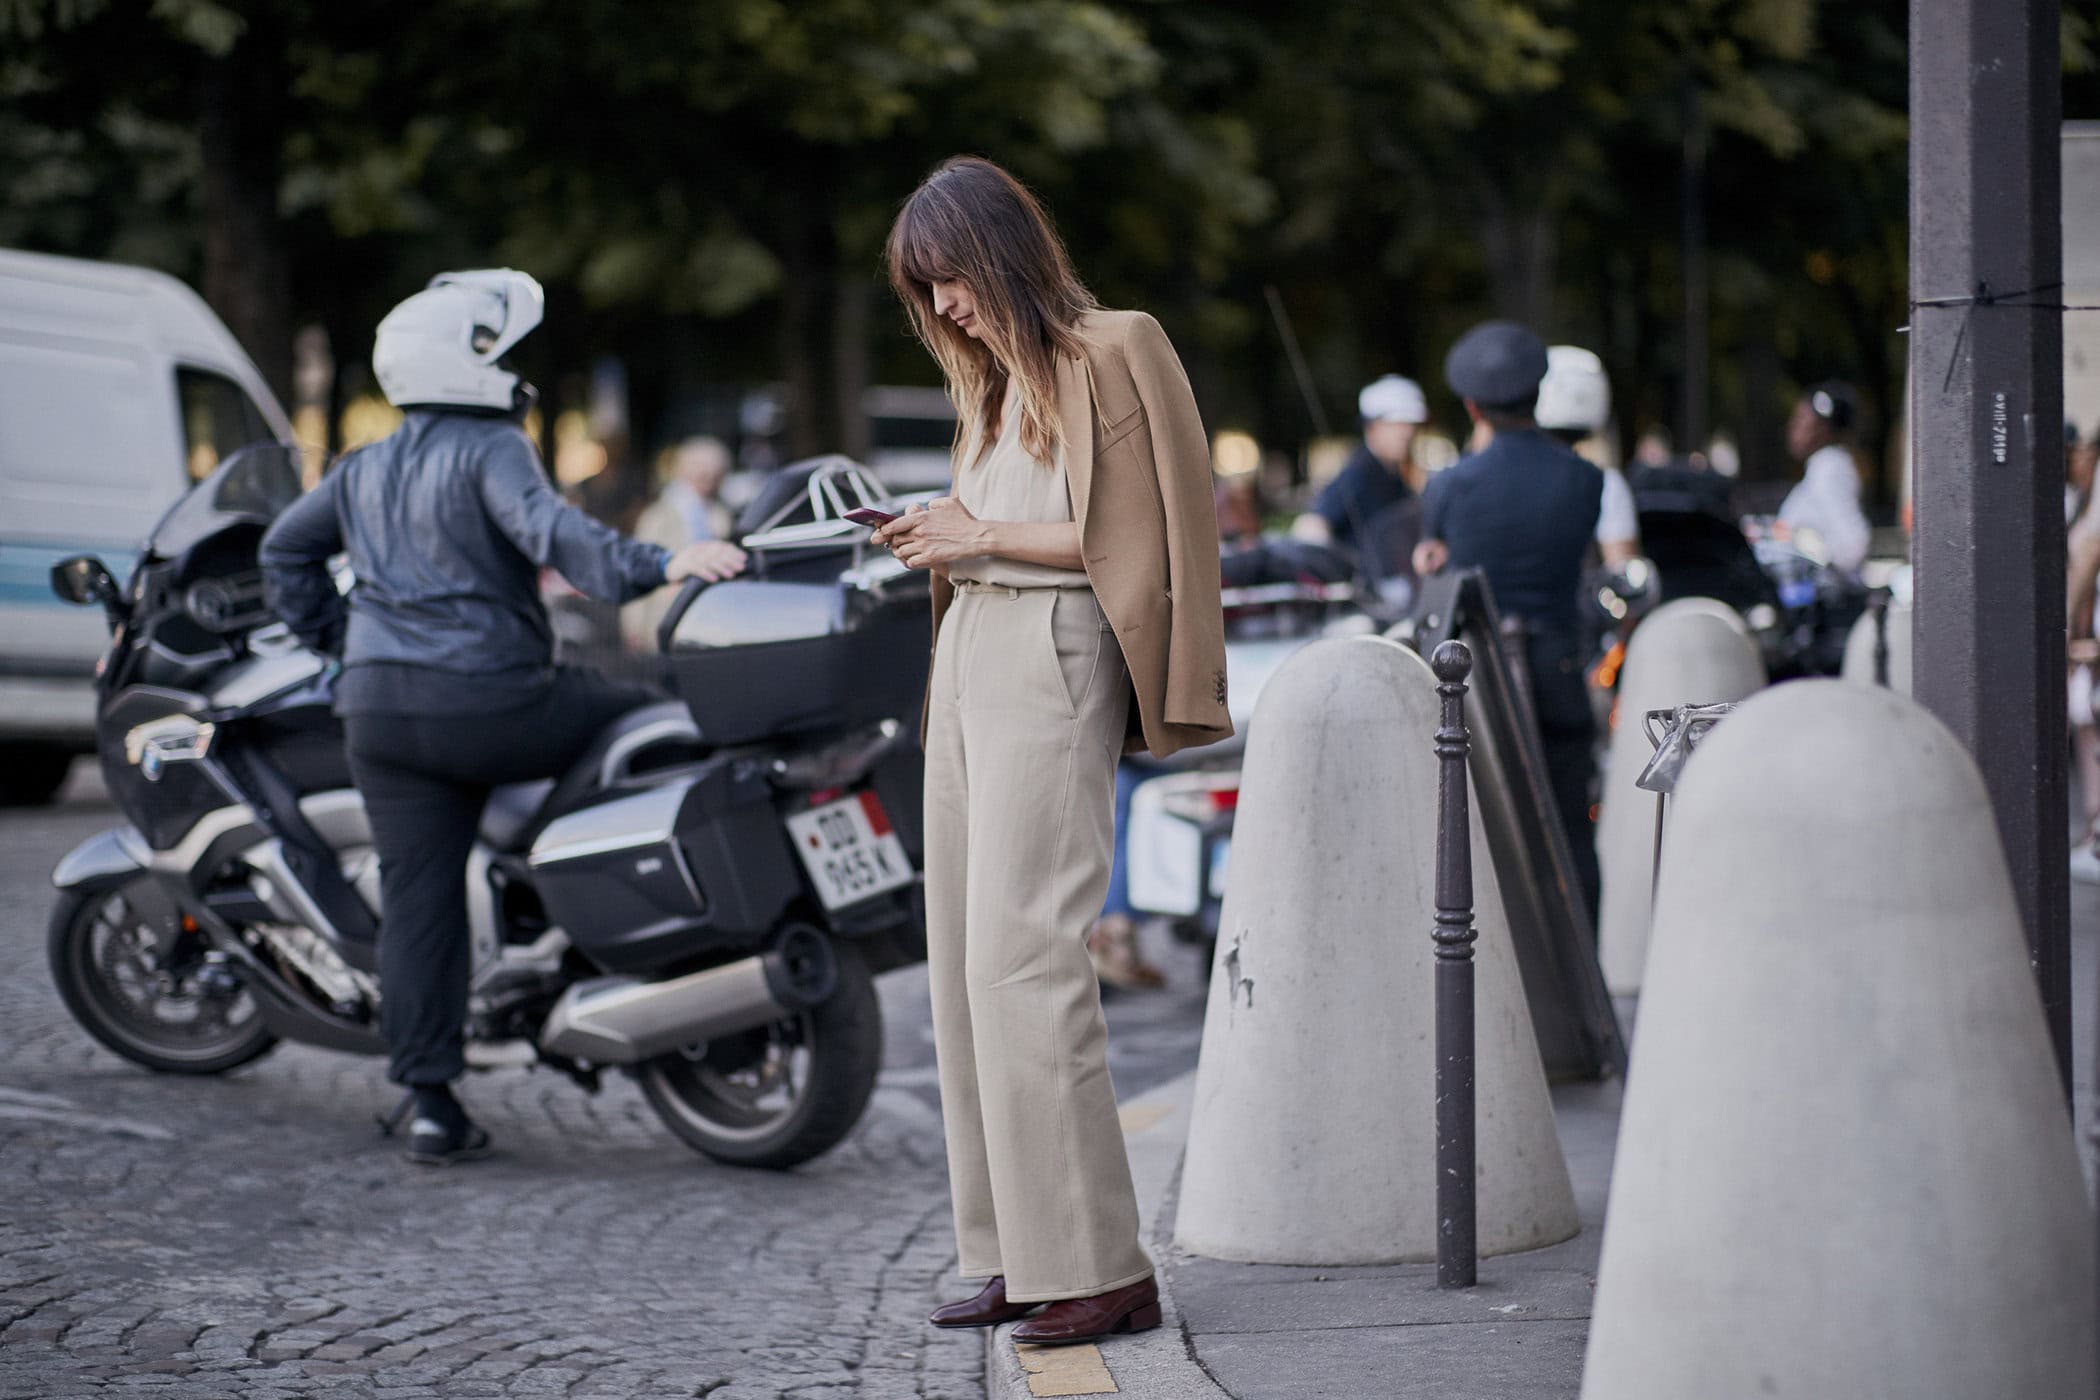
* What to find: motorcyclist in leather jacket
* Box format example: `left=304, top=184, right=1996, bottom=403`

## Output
left=261, top=270, right=743, bottom=1164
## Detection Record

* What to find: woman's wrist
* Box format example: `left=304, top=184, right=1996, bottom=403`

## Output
left=972, top=518, right=1004, bottom=557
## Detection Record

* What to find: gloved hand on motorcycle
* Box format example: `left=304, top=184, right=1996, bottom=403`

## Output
left=665, top=540, right=749, bottom=583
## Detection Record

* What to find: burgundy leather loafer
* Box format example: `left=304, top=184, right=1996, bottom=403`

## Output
left=1008, top=1277, right=1161, bottom=1346
left=929, top=1276, right=1039, bottom=1329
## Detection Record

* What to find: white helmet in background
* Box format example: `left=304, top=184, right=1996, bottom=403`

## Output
left=1358, top=374, right=1428, bottom=425
left=372, top=269, right=544, bottom=412
left=1536, top=345, right=1611, bottom=435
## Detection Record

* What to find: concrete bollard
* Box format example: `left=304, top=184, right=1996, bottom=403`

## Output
left=1596, top=598, right=1765, bottom=994
left=1840, top=596, right=1913, bottom=694
left=1175, top=636, right=1577, bottom=1265
left=1581, top=682, right=2097, bottom=1399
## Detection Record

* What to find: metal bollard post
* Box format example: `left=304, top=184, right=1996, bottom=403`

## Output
left=1869, top=589, right=1892, bottom=688
left=1429, top=640, right=1477, bottom=1289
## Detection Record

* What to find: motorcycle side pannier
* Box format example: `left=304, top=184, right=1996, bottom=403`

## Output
left=527, top=753, right=800, bottom=973
left=663, top=573, right=930, bottom=746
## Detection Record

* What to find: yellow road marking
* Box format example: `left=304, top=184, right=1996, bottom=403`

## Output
left=1015, top=1341, right=1118, bottom=1396
left=1117, top=1101, right=1171, bottom=1135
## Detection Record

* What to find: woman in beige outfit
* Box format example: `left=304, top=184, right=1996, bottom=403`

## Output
left=875, top=157, right=1232, bottom=1346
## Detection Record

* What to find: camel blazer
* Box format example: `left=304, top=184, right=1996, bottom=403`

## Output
left=922, top=309, right=1232, bottom=759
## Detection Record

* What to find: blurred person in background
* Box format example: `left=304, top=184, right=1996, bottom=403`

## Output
left=1412, top=320, right=1603, bottom=918
left=625, top=436, right=736, bottom=648
left=2066, top=420, right=2100, bottom=882
left=1084, top=762, right=1168, bottom=991
left=1292, top=374, right=1428, bottom=579
left=261, top=271, right=744, bottom=1165
left=2067, top=419, right=2094, bottom=527
left=650, top=435, right=734, bottom=544
left=1629, top=426, right=1673, bottom=469
left=1214, top=472, right=1264, bottom=546
left=1777, top=382, right=1871, bottom=573
left=1535, top=344, right=1639, bottom=569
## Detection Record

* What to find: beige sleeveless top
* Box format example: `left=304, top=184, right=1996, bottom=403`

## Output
left=947, top=382, right=1091, bottom=589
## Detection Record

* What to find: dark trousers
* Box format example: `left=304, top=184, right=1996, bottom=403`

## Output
left=1523, top=628, right=1601, bottom=926
left=344, top=669, right=656, bottom=1086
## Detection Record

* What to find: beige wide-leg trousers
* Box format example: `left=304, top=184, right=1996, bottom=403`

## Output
left=923, top=580, right=1153, bottom=1304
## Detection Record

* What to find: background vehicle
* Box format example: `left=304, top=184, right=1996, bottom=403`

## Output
left=47, top=450, right=927, bottom=1169
left=0, top=248, right=290, bottom=804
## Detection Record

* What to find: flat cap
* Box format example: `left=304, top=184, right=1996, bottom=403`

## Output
left=1443, top=320, right=1549, bottom=410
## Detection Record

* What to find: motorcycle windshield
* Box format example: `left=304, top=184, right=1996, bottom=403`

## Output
left=145, top=444, right=304, bottom=558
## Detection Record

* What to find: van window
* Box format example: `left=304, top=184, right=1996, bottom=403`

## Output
left=0, top=339, right=163, bottom=498
left=177, top=367, right=275, bottom=480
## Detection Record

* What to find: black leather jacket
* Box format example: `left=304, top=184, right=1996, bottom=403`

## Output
left=261, top=411, right=669, bottom=688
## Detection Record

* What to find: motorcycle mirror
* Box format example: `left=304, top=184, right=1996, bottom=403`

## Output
left=50, top=555, right=125, bottom=616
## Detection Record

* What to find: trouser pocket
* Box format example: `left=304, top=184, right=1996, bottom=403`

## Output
left=1045, top=590, right=1112, bottom=716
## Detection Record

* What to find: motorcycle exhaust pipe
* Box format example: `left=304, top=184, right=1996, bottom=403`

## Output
left=538, top=925, right=837, bottom=1066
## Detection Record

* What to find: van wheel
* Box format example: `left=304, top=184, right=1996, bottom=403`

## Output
left=636, top=943, right=881, bottom=1170
left=0, top=744, right=74, bottom=805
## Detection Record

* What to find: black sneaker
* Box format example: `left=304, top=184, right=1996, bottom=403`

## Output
left=406, top=1117, right=493, bottom=1166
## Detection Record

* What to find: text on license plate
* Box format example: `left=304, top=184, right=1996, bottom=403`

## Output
left=786, top=792, right=915, bottom=910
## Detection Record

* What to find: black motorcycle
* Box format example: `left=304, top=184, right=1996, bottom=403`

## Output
left=46, top=446, right=928, bottom=1169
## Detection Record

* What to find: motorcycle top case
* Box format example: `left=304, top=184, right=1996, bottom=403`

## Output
left=527, top=752, right=800, bottom=973
left=663, top=571, right=929, bottom=746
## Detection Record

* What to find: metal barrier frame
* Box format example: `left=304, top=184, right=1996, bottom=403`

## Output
left=1411, top=569, right=1627, bottom=1081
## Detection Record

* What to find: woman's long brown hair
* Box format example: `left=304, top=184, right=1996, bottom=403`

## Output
left=885, top=156, right=1097, bottom=466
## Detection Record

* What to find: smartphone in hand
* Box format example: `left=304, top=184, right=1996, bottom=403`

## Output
left=844, top=506, right=900, bottom=527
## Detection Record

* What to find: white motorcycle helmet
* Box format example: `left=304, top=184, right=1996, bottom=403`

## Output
left=1535, top=344, right=1611, bottom=435
left=372, top=269, right=544, bottom=412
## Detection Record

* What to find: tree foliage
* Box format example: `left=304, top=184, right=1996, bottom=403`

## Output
left=9, top=0, right=2079, bottom=494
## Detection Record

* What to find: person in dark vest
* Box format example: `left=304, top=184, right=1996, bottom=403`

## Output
left=1413, top=320, right=1603, bottom=919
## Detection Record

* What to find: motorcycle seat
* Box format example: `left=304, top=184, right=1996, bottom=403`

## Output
left=476, top=701, right=705, bottom=854
left=480, top=780, right=556, bottom=851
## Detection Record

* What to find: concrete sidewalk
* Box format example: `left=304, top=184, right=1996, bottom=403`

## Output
left=985, top=1071, right=1623, bottom=1400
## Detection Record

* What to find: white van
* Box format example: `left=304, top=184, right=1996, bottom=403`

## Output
left=0, top=248, right=291, bottom=803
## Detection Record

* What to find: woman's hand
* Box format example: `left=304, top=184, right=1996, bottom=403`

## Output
left=875, top=497, right=989, bottom=572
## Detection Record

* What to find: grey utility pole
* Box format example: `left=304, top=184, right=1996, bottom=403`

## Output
left=1909, top=0, right=2070, bottom=1090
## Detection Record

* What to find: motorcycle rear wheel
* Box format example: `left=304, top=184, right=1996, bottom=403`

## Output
left=48, top=882, right=278, bottom=1075
left=636, top=942, right=881, bottom=1170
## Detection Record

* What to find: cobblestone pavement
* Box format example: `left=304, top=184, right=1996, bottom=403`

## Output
left=0, top=769, right=1209, bottom=1399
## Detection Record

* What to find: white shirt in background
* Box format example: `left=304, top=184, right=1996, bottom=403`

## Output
left=1593, top=465, right=1637, bottom=548
left=1778, top=444, right=1870, bottom=572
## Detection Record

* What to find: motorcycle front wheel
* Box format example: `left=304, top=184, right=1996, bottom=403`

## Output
left=636, top=942, right=881, bottom=1170
left=47, top=881, right=278, bottom=1075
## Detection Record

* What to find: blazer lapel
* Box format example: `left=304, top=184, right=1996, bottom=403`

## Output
left=1059, top=352, right=1096, bottom=533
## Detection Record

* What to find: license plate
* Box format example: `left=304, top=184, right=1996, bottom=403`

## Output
left=786, top=791, right=915, bottom=910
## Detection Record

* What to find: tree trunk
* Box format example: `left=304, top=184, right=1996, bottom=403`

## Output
left=197, top=29, right=293, bottom=408
left=779, top=194, right=844, bottom=462
left=832, top=274, right=872, bottom=462
left=1739, top=305, right=1783, bottom=483
left=1475, top=184, right=1557, bottom=330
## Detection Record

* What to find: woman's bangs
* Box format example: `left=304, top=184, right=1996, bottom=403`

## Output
left=896, top=208, right=963, bottom=291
